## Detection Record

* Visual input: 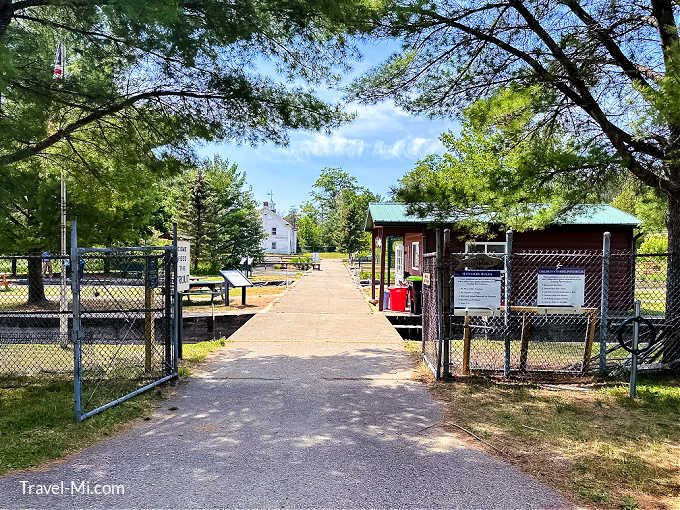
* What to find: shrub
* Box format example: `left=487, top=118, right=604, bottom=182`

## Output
left=638, top=233, right=668, bottom=254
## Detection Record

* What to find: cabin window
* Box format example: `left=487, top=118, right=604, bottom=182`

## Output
left=411, top=242, right=420, bottom=270
left=271, top=241, right=277, bottom=250
left=272, top=227, right=277, bottom=235
left=466, top=241, right=507, bottom=254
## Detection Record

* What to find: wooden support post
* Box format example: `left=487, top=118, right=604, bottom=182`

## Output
left=379, top=229, right=387, bottom=311
left=582, top=312, right=598, bottom=373
left=371, top=230, right=376, bottom=300
left=519, top=314, right=531, bottom=372
left=387, top=236, right=392, bottom=287
left=225, top=281, right=230, bottom=307
left=242, top=286, right=247, bottom=305
left=462, top=315, right=471, bottom=375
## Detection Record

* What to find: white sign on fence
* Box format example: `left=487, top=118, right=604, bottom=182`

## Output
left=177, top=240, right=191, bottom=292
left=537, top=268, right=585, bottom=311
left=453, top=270, right=502, bottom=316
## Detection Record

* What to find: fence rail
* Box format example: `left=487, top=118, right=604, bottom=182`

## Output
left=421, top=232, right=678, bottom=379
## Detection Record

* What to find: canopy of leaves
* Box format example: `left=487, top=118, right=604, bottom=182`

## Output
left=352, top=0, right=680, bottom=217
left=174, top=157, right=264, bottom=271
left=297, top=168, right=378, bottom=252
left=0, top=1, right=372, bottom=169
left=395, top=87, right=621, bottom=234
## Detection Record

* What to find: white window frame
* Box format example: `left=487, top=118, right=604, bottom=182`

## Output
left=465, top=241, right=507, bottom=254
left=411, top=242, right=420, bottom=270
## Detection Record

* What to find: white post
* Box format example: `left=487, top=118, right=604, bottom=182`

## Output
left=59, top=168, right=68, bottom=346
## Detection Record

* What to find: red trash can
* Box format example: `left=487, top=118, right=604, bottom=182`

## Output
left=389, top=286, right=408, bottom=312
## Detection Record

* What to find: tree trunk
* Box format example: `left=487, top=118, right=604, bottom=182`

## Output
left=27, top=253, right=47, bottom=304
left=663, top=193, right=680, bottom=362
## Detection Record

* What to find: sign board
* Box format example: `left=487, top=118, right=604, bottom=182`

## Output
left=537, top=268, right=585, bottom=312
left=177, top=240, right=191, bottom=292
left=219, top=269, right=253, bottom=288
left=145, top=257, right=159, bottom=289
left=422, top=272, right=431, bottom=286
left=453, top=270, right=502, bottom=316
left=239, top=257, right=254, bottom=266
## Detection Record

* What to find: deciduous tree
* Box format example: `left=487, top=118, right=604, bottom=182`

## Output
left=355, top=0, right=680, bottom=359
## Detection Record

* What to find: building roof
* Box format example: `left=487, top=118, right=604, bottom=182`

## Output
left=365, top=202, right=642, bottom=230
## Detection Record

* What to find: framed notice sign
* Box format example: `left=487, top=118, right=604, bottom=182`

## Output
left=537, top=268, right=585, bottom=313
left=453, top=270, right=502, bottom=316
left=177, top=240, right=191, bottom=292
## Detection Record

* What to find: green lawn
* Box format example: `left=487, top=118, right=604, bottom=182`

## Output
left=447, top=338, right=629, bottom=373
left=404, top=341, right=680, bottom=510
left=0, top=339, right=228, bottom=476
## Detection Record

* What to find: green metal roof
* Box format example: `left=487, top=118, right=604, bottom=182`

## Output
left=365, top=202, right=641, bottom=230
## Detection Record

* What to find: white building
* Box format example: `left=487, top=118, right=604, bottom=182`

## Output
left=260, top=201, right=298, bottom=255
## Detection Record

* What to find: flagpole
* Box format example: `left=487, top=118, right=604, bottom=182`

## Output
left=53, top=42, right=68, bottom=346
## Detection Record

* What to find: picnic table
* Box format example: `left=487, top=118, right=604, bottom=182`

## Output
left=183, top=278, right=223, bottom=304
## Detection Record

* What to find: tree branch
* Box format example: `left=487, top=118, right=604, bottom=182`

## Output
left=0, top=89, right=238, bottom=166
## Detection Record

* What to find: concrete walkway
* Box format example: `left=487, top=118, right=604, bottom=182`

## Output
left=0, top=260, right=571, bottom=509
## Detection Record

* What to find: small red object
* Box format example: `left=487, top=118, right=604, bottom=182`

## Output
left=388, top=287, right=408, bottom=312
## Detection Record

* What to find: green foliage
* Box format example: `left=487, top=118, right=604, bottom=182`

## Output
left=175, top=157, right=264, bottom=272
left=1, top=0, right=362, bottom=170
left=298, top=168, right=378, bottom=253
left=0, top=0, right=369, bottom=256
left=639, top=234, right=669, bottom=254
left=335, top=188, right=373, bottom=255
left=611, top=176, right=668, bottom=234
left=0, top=150, right=174, bottom=254
left=395, top=88, right=620, bottom=233
left=297, top=202, right=324, bottom=251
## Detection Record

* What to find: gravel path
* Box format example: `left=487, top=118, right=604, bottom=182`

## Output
left=0, top=260, right=572, bottom=509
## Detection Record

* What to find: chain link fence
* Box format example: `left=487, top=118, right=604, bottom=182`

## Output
left=75, top=246, right=177, bottom=419
left=0, top=222, right=178, bottom=421
left=421, top=233, right=679, bottom=379
left=0, top=255, right=72, bottom=377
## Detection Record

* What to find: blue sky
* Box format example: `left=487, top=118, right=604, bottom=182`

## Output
left=196, top=39, right=459, bottom=215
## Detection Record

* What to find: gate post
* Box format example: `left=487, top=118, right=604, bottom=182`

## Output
left=504, top=230, right=513, bottom=377
left=599, top=232, right=611, bottom=374
left=435, top=229, right=444, bottom=380
left=70, top=219, right=83, bottom=422
left=172, top=222, right=179, bottom=374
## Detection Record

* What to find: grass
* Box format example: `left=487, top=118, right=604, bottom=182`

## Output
left=404, top=341, right=680, bottom=510
left=316, top=252, right=347, bottom=259
left=178, top=338, right=228, bottom=376
left=0, top=339, right=228, bottom=476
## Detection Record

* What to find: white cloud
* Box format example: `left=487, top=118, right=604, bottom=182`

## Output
left=373, top=136, right=443, bottom=159
left=284, top=133, right=366, bottom=158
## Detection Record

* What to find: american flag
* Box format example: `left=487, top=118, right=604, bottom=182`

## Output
left=53, top=42, right=64, bottom=79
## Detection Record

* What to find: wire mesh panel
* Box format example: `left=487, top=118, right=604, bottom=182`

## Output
left=441, top=248, right=634, bottom=375
left=421, top=253, right=439, bottom=375
left=75, top=247, right=177, bottom=419
left=625, top=251, right=680, bottom=366
left=0, top=255, right=72, bottom=379
left=445, top=252, right=509, bottom=373
left=509, top=251, right=604, bottom=372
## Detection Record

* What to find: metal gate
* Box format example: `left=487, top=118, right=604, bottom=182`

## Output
left=71, top=222, right=178, bottom=421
